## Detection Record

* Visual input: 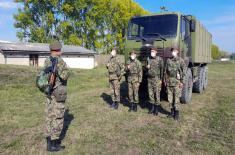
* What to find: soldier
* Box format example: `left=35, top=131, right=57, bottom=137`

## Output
left=146, top=47, right=163, bottom=116
left=106, top=47, right=123, bottom=109
left=165, top=47, right=186, bottom=120
left=43, top=41, right=70, bottom=152
left=126, top=50, right=142, bottom=112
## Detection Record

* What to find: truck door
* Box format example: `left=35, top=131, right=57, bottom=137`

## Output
left=181, top=16, right=191, bottom=60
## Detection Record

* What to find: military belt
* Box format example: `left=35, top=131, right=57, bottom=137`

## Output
left=148, top=76, right=160, bottom=79
left=130, top=75, right=138, bottom=78
left=109, top=72, right=116, bottom=75
left=130, top=73, right=138, bottom=75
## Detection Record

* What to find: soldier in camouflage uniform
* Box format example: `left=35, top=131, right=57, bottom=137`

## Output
left=106, top=47, right=124, bottom=109
left=126, top=50, right=142, bottom=112
left=165, top=47, right=186, bottom=120
left=43, top=42, right=70, bottom=151
left=146, top=47, right=163, bottom=116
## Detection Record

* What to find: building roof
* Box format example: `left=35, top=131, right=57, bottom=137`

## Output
left=0, top=42, right=96, bottom=55
left=0, top=40, right=12, bottom=43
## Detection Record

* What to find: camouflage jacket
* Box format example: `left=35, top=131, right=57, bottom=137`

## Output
left=166, top=57, right=186, bottom=86
left=147, top=56, right=163, bottom=79
left=126, top=59, right=143, bottom=83
left=43, top=56, right=70, bottom=88
left=106, top=56, right=124, bottom=80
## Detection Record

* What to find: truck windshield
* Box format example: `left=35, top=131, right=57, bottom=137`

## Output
left=127, top=14, right=178, bottom=39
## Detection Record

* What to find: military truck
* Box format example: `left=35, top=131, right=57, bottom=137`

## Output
left=125, top=12, right=212, bottom=103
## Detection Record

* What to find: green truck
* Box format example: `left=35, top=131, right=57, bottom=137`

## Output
left=125, top=12, right=212, bottom=103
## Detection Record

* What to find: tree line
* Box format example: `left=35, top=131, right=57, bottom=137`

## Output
left=211, top=44, right=230, bottom=60
left=14, top=0, right=149, bottom=54
left=14, top=1, right=231, bottom=58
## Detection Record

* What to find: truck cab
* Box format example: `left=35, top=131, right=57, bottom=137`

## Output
left=125, top=12, right=212, bottom=103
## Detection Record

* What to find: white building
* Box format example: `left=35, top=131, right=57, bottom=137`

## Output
left=0, top=42, right=97, bottom=69
left=220, top=58, right=230, bottom=62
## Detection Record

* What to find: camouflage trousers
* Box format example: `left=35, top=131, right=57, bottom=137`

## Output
left=167, top=86, right=181, bottom=110
left=128, top=82, right=140, bottom=103
left=109, top=80, right=120, bottom=102
left=148, top=78, right=161, bottom=105
left=45, top=95, right=65, bottom=140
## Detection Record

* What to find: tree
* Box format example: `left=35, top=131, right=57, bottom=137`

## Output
left=230, top=53, right=235, bottom=60
left=211, top=44, right=221, bottom=60
left=14, top=0, right=149, bottom=54
left=220, top=50, right=230, bottom=58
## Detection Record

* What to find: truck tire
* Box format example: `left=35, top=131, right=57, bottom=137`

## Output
left=181, top=69, right=193, bottom=103
left=193, top=67, right=204, bottom=93
left=203, top=66, right=208, bottom=90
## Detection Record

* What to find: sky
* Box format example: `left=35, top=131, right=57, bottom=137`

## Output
left=135, top=0, right=235, bottom=53
left=0, top=0, right=235, bottom=53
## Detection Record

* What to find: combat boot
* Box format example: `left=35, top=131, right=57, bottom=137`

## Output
left=47, top=140, right=59, bottom=152
left=148, top=103, right=154, bottom=114
left=133, top=103, right=137, bottom=112
left=174, top=110, right=179, bottom=121
left=114, top=101, right=119, bottom=109
left=153, top=105, right=158, bottom=116
left=48, top=139, right=65, bottom=152
left=128, top=102, right=133, bottom=112
left=168, top=108, right=174, bottom=118
left=46, top=137, right=51, bottom=151
left=110, top=101, right=115, bottom=109
left=55, top=139, right=65, bottom=150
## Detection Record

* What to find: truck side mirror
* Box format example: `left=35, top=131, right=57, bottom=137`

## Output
left=190, top=19, right=196, bottom=32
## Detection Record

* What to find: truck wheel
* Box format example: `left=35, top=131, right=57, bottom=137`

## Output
left=181, top=69, right=193, bottom=103
left=203, top=66, right=208, bottom=90
left=193, top=67, right=204, bottom=93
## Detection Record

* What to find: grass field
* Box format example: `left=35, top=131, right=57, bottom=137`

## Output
left=0, top=63, right=234, bottom=155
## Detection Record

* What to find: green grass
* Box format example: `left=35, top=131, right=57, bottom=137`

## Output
left=0, top=63, right=234, bottom=155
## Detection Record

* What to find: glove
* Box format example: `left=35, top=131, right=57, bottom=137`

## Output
left=177, top=73, right=180, bottom=80
left=44, top=66, right=53, bottom=74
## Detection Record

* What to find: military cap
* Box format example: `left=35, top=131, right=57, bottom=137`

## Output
left=112, top=47, right=118, bottom=51
left=151, top=47, right=158, bottom=51
left=171, top=45, right=180, bottom=51
left=49, top=41, right=62, bottom=51
left=129, top=50, right=137, bottom=55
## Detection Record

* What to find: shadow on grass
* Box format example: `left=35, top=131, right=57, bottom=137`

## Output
left=100, top=93, right=112, bottom=107
left=100, top=81, right=130, bottom=108
left=100, top=81, right=170, bottom=115
left=158, top=105, right=171, bottom=115
left=60, top=109, right=74, bottom=141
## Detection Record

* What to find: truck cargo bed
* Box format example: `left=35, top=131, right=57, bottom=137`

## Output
left=191, top=19, right=212, bottom=63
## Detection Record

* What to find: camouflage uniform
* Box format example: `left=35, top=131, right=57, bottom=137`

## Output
left=126, top=59, right=142, bottom=106
left=166, top=57, right=186, bottom=112
left=106, top=56, right=123, bottom=105
left=44, top=56, right=70, bottom=140
left=147, top=56, right=163, bottom=105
